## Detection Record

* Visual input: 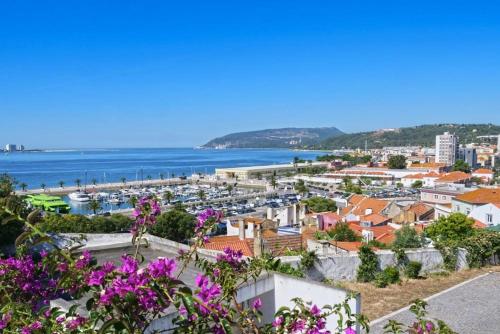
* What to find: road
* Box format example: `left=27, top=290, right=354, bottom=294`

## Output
left=368, top=272, right=500, bottom=333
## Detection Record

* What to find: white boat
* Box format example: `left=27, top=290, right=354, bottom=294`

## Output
left=68, top=192, right=91, bottom=202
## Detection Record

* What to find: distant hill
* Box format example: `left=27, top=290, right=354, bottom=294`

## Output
left=202, top=127, right=344, bottom=149
left=318, top=124, right=500, bottom=149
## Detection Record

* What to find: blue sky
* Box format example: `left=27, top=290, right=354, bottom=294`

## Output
left=1, top=1, right=499, bottom=148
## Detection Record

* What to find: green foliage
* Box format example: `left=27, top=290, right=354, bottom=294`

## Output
left=148, top=207, right=196, bottom=243
left=341, top=176, right=362, bottom=194
left=319, top=123, right=500, bottom=149
left=294, top=179, right=309, bottom=194
left=302, top=196, right=337, bottom=213
left=299, top=250, right=317, bottom=270
left=374, top=266, right=400, bottom=288
left=461, top=230, right=500, bottom=268
left=357, top=245, right=379, bottom=282
left=405, top=261, right=422, bottom=279
left=411, top=180, right=423, bottom=188
left=392, top=225, right=424, bottom=249
left=426, top=213, right=475, bottom=242
left=316, top=154, right=372, bottom=165
left=0, top=208, right=25, bottom=247
left=301, top=166, right=327, bottom=175
left=388, top=155, right=407, bottom=169
left=0, top=173, right=15, bottom=198
left=326, top=223, right=360, bottom=242
left=38, top=213, right=133, bottom=233
left=452, top=159, right=471, bottom=173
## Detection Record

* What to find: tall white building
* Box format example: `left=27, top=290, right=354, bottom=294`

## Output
left=435, top=132, right=458, bottom=166
left=4, top=144, right=16, bottom=152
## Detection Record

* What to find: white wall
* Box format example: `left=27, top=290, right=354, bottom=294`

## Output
left=469, top=203, right=500, bottom=226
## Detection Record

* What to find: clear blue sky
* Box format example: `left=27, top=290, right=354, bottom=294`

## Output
left=1, top=1, right=499, bottom=148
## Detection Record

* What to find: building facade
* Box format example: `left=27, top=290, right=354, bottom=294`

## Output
left=458, top=148, right=477, bottom=168
left=435, top=132, right=458, bottom=166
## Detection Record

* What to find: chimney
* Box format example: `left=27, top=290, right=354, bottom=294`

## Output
left=365, top=208, right=373, bottom=215
left=253, top=223, right=263, bottom=257
left=238, top=219, right=245, bottom=240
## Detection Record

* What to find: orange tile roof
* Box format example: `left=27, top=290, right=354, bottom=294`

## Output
left=473, top=168, right=493, bottom=174
left=472, top=219, right=488, bottom=229
left=328, top=241, right=368, bottom=252
left=348, top=222, right=396, bottom=240
left=423, top=171, right=442, bottom=178
left=376, top=232, right=396, bottom=244
left=203, top=236, right=254, bottom=257
left=435, top=171, right=471, bottom=183
left=405, top=202, right=433, bottom=217
left=409, top=162, right=446, bottom=168
left=402, top=173, right=425, bottom=179
left=454, top=188, right=500, bottom=204
left=362, top=213, right=391, bottom=225
left=349, top=194, right=366, bottom=205
left=350, top=197, right=389, bottom=216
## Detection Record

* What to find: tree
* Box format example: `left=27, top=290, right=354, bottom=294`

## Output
left=128, top=196, right=138, bottom=208
left=0, top=174, right=15, bottom=198
left=120, top=177, right=127, bottom=186
left=147, top=175, right=152, bottom=181
left=327, top=223, right=359, bottom=242
left=197, top=189, right=206, bottom=201
left=302, top=197, right=337, bottom=213
left=226, top=185, right=233, bottom=195
left=426, top=213, right=475, bottom=242
left=357, top=245, right=379, bottom=282
left=87, top=199, right=102, bottom=215
left=411, top=180, right=423, bottom=189
left=148, top=207, right=196, bottom=242
left=388, top=155, right=407, bottom=169
left=256, top=172, right=263, bottom=180
left=91, top=178, right=98, bottom=186
left=19, top=183, right=28, bottom=192
left=452, top=160, right=471, bottom=173
left=40, top=183, right=46, bottom=191
left=294, top=179, right=308, bottom=194
left=74, top=179, right=81, bottom=188
left=159, top=173, right=165, bottom=180
left=392, top=225, right=424, bottom=249
left=58, top=180, right=65, bottom=188
left=270, top=175, right=277, bottom=189
left=163, top=191, right=174, bottom=204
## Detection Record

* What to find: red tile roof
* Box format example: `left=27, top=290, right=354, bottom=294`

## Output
left=454, top=188, right=500, bottom=205
left=435, top=171, right=471, bottom=183
left=473, top=168, right=493, bottom=174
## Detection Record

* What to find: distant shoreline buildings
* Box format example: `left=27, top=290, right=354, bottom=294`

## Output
left=1, top=144, right=40, bottom=153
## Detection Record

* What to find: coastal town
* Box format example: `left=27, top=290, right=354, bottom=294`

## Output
left=2, top=1, right=500, bottom=332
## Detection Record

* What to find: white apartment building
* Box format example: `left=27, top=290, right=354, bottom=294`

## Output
left=435, top=132, right=458, bottom=166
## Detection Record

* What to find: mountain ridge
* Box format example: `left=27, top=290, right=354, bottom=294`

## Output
left=202, top=127, right=344, bottom=149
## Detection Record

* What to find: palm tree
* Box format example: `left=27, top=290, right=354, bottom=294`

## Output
left=75, top=179, right=81, bottom=188
left=226, top=184, right=234, bottom=195
left=159, top=173, right=165, bottom=180
left=20, top=182, right=28, bottom=192
left=120, top=177, right=127, bottom=186
left=163, top=191, right=174, bottom=204
left=270, top=175, right=277, bottom=189
left=147, top=175, right=152, bottom=181
left=129, top=196, right=138, bottom=208
left=91, top=178, right=98, bottom=187
left=171, top=173, right=176, bottom=179
left=40, top=183, right=46, bottom=192
left=87, top=199, right=102, bottom=215
left=58, top=180, right=65, bottom=188
left=197, top=189, right=206, bottom=201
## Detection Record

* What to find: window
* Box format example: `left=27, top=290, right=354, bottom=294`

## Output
left=466, top=209, right=470, bottom=215
left=434, top=195, right=439, bottom=199
left=456, top=205, right=460, bottom=211
left=442, top=195, right=446, bottom=200
left=486, top=214, right=493, bottom=223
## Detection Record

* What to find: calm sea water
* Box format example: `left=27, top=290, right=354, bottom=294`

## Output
left=0, top=148, right=322, bottom=190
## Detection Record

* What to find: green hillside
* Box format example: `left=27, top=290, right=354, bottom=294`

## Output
left=202, top=127, right=343, bottom=148
left=318, top=124, right=500, bottom=149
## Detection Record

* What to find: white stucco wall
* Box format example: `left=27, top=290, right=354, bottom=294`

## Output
left=469, top=203, right=500, bottom=226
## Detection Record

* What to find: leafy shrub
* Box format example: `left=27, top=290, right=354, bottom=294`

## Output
left=38, top=214, right=132, bottom=233
left=356, top=245, right=379, bottom=282
left=373, top=266, right=400, bottom=288
left=302, top=197, right=337, bottom=213
left=148, top=207, right=196, bottom=242
left=426, top=213, right=475, bottom=242
left=299, top=250, right=317, bottom=270
left=393, top=225, right=424, bottom=249
left=462, top=231, right=500, bottom=268
left=326, top=222, right=360, bottom=242
left=405, top=261, right=422, bottom=279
